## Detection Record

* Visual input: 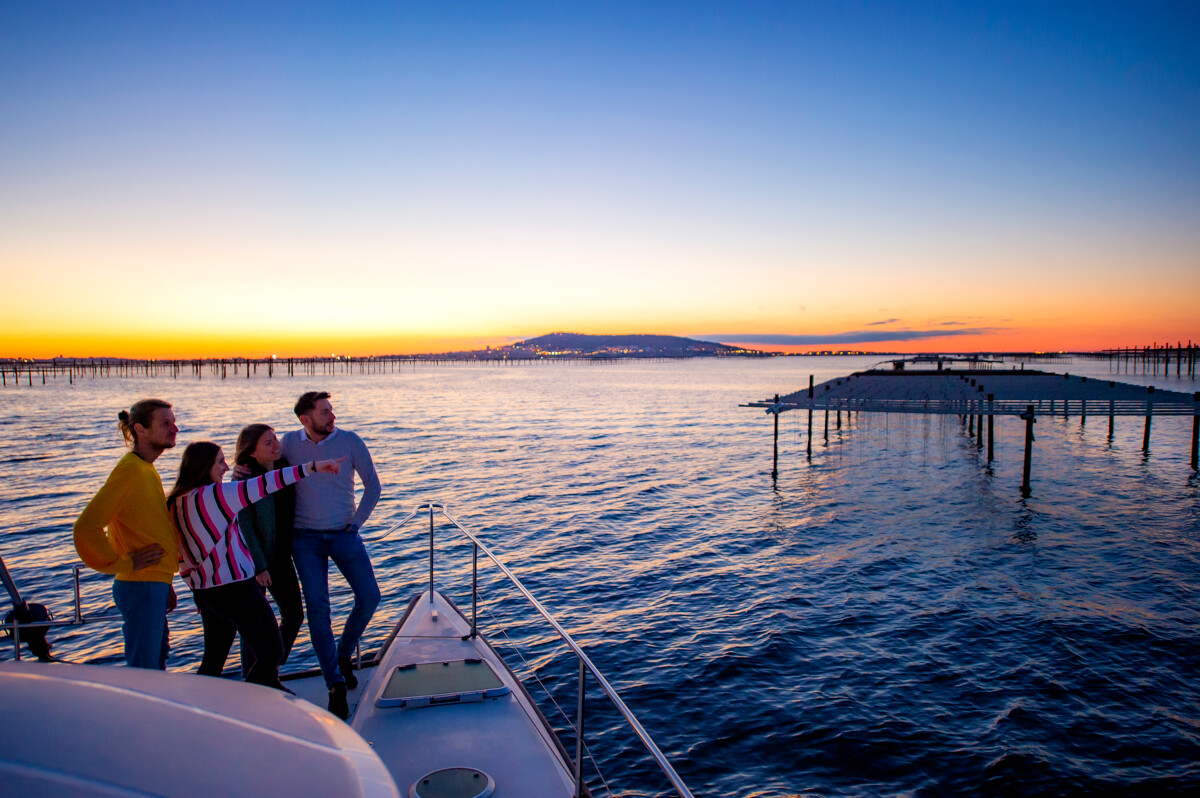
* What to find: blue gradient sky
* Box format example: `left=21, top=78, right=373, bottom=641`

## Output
left=2, top=1, right=1197, bottom=356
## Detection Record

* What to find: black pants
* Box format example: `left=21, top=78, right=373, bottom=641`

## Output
left=239, top=555, right=304, bottom=674
left=192, top=579, right=284, bottom=690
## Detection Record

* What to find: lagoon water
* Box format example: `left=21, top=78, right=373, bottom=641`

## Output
left=2, top=356, right=1199, bottom=796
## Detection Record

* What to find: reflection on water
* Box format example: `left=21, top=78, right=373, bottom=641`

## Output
left=1, top=356, right=1198, bottom=796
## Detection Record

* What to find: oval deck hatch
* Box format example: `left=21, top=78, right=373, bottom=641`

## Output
left=410, top=767, right=495, bottom=798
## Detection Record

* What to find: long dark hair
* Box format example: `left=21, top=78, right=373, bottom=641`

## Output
left=235, top=424, right=274, bottom=471
left=166, top=441, right=221, bottom=511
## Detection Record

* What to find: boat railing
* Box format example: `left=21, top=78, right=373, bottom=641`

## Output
left=364, top=502, right=694, bottom=798
left=1, top=554, right=125, bottom=660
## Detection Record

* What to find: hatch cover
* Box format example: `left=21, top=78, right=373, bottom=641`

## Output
left=410, top=766, right=495, bottom=798
left=377, top=658, right=510, bottom=709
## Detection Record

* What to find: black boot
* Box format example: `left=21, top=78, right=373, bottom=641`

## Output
left=338, top=656, right=359, bottom=690
left=328, top=682, right=349, bottom=720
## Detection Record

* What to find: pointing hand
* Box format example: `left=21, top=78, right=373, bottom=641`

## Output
left=314, top=456, right=348, bottom=475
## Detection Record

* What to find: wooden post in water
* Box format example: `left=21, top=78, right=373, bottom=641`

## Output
left=1108, top=390, right=1115, bottom=439
left=976, top=386, right=983, bottom=447
left=1143, top=386, right=1154, bottom=453
left=771, top=395, right=779, bottom=479
left=1079, top=377, right=1087, bottom=426
left=1021, top=405, right=1036, bottom=497
left=1191, top=391, right=1199, bottom=469
left=807, top=376, right=813, bottom=459
left=987, top=394, right=994, bottom=462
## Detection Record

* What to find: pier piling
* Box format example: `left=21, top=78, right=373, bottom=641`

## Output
left=1192, top=393, right=1198, bottom=470
left=807, top=376, right=813, bottom=459
left=976, top=386, right=984, bottom=447
left=1143, top=386, right=1155, bottom=453
left=1021, top=405, right=1036, bottom=497
left=771, top=395, right=779, bottom=479
left=987, top=394, right=994, bottom=462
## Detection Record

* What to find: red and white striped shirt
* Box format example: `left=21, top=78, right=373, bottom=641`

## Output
left=173, top=463, right=312, bottom=590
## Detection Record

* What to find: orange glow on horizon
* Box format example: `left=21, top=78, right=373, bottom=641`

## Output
left=2, top=320, right=1197, bottom=360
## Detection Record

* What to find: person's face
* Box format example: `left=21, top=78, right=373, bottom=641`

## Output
left=302, top=399, right=336, bottom=437
left=251, top=430, right=280, bottom=467
left=138, top=408, right=178, bottom=450
left=209, top=447, right=229, bottom=483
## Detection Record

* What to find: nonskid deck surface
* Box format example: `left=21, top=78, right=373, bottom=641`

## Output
left=283, top=663, right=376, bottom=716
left=329, top=590, right=577, bottom=798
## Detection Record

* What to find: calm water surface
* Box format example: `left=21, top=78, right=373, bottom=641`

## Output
left=2, top=357, right=1198, bottom=796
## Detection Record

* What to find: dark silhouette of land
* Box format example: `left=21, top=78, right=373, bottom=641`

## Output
left=444, top=332, right=767, bottom=359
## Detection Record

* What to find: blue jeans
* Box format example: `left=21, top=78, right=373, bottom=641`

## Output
left=292, top=529, right=381, bottom=688
left=112, top=580, right=169, bottom=670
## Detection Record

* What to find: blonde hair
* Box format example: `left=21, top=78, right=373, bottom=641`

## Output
left=117, top=399, right=172, bottom=446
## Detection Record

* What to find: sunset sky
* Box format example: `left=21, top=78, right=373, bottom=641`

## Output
left=2, top=1, right=1197, bottom=357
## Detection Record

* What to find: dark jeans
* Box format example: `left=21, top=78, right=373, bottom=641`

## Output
left=292, top=528, right=381, bottom=688
left=239, top=554, right=304, bottom=675
left=192, top=578, right=284, bottom=690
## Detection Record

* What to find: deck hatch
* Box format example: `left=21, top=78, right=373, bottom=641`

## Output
left=410, top=766, right=496, bottom=798
left=376, top=658, right=510, bottom=709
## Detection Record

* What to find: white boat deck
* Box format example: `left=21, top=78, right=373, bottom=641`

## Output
left=285, top=590, right=577, bottom=798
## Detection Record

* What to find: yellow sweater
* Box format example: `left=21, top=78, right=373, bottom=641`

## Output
left=74, top=452, right=179, bottom=584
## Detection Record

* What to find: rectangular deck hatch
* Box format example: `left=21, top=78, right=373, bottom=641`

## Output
left=376, top=658, right=511, bottom=709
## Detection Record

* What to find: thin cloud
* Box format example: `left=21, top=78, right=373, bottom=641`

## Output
left=866, top=318, right=900, bottom=326
left=940, top=320, right=967, bottom=326
left=706, top=328, right=1002, bottom=346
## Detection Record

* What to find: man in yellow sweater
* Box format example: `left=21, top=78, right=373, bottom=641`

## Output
left=74, top=399, right=179, bottom=669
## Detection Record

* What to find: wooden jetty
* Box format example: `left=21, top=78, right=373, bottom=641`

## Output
left=1088, top=341, right=1198, bottom=379
left=0, top=354, right=653, bottom=387
left=747, top=356, right=1200, bottom=494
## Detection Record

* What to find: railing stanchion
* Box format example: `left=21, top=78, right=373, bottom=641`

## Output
left=73, top=566, right=83, bottom=623
left=12, top=622, right=21, bottom=661
left=575, top=657, right=586, bottom=797
left=428, top=503, right=435, bottom=604
left=471, top=542, right=478, bottom=638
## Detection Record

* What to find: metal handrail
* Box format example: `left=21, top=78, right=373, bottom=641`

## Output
left=1, top=562, right=126, bottom=661
left=370, top=502, right=694, bottom=798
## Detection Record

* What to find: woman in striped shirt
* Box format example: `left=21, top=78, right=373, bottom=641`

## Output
left=167, top=441, right=343, bottom=689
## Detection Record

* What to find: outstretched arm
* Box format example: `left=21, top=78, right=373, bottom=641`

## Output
left=217, top=459, right=344, bottom=515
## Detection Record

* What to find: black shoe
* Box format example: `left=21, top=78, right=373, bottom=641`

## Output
left=328, top=683, right=349, bottom=720
left=338, top=656, right=359, bottom=690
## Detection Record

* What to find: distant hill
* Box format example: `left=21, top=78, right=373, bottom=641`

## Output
left=491, top=332, right=765, bottom=358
